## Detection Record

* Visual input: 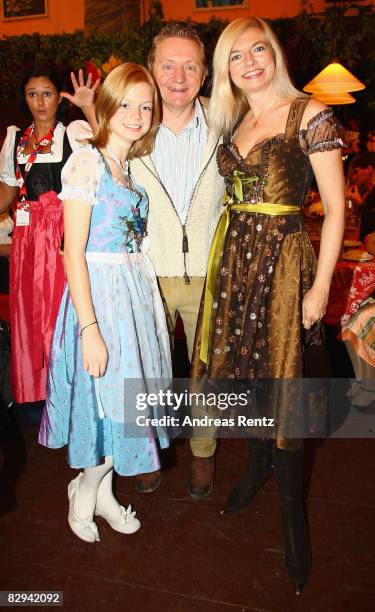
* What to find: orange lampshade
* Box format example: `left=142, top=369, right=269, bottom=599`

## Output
left=312, top=91, right=356, bottom=105
left=304, top=61, right=365, bottom=94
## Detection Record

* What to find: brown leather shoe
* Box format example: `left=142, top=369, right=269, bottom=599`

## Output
left=136, top=470, right=161, bottom=493
left=187, top=456, right=215, bottom=499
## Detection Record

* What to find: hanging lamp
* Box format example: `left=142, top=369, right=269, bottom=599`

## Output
left=303, top=1, right=366, bottom=103
left=303, top=61, right=365, bottom=94
left=311, top=90, right=356, bottom=105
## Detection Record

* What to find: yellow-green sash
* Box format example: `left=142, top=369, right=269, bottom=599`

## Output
left=200, top=201, right=301, bottom=364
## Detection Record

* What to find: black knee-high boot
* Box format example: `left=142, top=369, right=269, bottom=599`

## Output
left=273, top=446, right=311, bottom=595
left=222, top=438, right=274, bottom=513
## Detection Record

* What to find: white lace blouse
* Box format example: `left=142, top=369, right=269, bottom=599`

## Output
left=0, top=120, right=88, bottom=187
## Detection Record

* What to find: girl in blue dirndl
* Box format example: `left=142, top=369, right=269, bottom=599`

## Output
left=39, top=64, right=172, bottom=542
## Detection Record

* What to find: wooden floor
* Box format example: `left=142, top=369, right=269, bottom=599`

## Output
left=1, top=409, right=375, bottom=612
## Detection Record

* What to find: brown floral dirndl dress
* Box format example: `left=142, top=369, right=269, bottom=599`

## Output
left=191, top=98, right=344, bottom=446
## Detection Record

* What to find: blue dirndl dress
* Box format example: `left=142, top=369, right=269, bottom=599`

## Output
left=39, top=146, right=172, bottom=476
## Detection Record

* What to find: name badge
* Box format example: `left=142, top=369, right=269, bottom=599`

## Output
left=16, top=209, right=30, bottom=227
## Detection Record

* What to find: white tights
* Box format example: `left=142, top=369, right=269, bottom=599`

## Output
left=73, top=456, right=121, bottom=520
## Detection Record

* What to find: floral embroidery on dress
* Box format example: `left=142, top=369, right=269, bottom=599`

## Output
left=118, top=204, right=146, bottom=252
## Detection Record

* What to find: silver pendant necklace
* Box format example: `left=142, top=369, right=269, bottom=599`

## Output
left=105, top=144, right=130, bottom=178
left=104, top=143, right=143, bottom=203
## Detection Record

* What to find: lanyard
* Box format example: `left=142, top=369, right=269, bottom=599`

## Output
left=15, top=123, right=55, bottom=200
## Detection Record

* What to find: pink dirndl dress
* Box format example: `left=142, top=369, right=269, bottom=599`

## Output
left=7, top=123, right=71, bottom=403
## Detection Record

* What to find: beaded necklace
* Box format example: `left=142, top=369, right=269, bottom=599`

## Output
left=15, top=123, right=55, bottom=200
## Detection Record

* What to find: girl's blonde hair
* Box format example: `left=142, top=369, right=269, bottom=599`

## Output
left=209, top=17, right=307, bottom=136
left=90, top=63, right=161, bottom=159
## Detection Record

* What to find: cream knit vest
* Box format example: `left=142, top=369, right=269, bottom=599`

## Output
left=130, top=128, right=224, bottom=278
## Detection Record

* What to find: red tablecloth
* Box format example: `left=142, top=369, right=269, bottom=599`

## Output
left=325, top=260, right=375, bottom=326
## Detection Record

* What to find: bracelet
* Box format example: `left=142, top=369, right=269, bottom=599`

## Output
left=79, top=321, right=98, bottom=336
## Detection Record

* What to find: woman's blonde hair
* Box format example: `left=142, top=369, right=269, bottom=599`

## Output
left=90, top=63, right=161, bottom=159
left=209, top=17, right=306, bottom=136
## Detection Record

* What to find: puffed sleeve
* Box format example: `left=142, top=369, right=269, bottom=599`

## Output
left=59, top=146, right=103, bottom=206
left=300, top=109, right=345, bottom=155
left=0, top=126, right=20, bottom=186
left=66, top=120, right=93, bottom=151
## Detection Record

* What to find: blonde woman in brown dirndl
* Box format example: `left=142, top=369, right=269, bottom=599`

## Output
left=191, top=17, right=346, bottom=594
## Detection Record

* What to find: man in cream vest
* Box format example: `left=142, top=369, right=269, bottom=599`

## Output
left=130, top=23, right=224, bottom=498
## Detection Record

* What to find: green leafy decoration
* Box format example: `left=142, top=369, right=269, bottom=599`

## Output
left=0, top=2, right=373, bottom=126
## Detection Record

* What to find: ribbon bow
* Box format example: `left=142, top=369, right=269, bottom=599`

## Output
left=232, top=170, right=259, bottom=202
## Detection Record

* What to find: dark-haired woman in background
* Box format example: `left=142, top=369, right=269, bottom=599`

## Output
left=0, top=62, right=96, bottom=404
